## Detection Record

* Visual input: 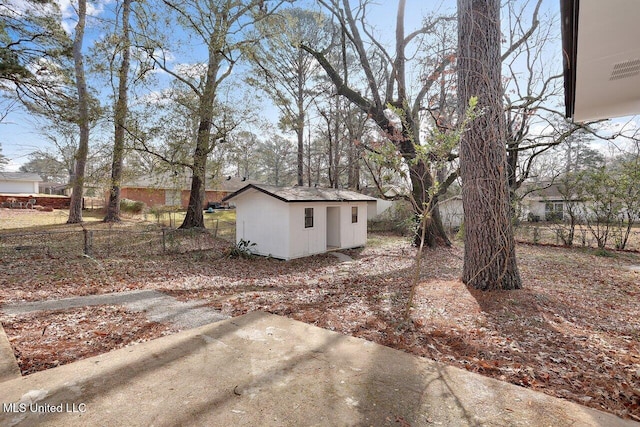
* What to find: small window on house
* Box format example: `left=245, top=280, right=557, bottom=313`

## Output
left=545, top=202, right=564, bottom=221
left=305, top=207, right=314, bottom=228
left=351, top=206, right=358, bottom=223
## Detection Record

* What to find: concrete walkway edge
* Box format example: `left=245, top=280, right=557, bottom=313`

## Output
left=0, top=312, right=637, bottom=427
left=0, top=322, right=21, bottom=383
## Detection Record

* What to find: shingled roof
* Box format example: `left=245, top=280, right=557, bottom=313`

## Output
left=222, top=184, right=376, bottom=203
left=0, top=172, right=42, bottom=182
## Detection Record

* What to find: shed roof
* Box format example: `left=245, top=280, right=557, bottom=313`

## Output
left=0, top=172, right=42, bottom=182
left=223, top=184, right=377, bottom=203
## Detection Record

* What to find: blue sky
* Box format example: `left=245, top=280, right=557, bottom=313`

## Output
left=1, top=0, right=636, bottom=172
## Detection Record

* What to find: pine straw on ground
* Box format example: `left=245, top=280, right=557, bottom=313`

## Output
left=1, top=306, right=175, bottom=375
left=0, top=233, right=639, bottom=419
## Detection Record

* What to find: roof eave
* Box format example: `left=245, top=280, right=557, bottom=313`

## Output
left=560, top=0, right=579, bottom=119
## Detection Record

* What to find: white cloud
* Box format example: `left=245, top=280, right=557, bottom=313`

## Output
left=55, top=0, right=113, bottom=34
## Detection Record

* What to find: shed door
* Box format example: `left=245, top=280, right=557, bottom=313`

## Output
left=326, top=206, right=341, bottom=249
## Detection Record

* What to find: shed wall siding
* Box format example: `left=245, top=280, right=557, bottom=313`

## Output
left=235, top=190, right=290, bottom=259
left=346, top=202, right=368, bottom=248
left=289, top=203, right=327, bottom=259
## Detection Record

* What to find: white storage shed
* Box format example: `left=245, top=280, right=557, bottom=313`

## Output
left=223, top=184, right=376, bottom=260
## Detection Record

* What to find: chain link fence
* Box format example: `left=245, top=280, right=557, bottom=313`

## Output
left=0, top=221, right=236, bottom=260
left=514, top=223, right=640, bottom=251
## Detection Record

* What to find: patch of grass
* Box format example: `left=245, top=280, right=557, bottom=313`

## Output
left=0, top=209, right=103, bottom=231
left=593, top=247, right=616, bottom=258
left=149, top=209, right=236, bottom=229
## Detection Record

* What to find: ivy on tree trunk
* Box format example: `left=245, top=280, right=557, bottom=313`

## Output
left=457, top=0, right=521, bottom=290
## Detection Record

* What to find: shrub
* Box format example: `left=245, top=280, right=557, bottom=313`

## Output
left=227, top=239, right=256, bottom=259
left=120, top=198, right=146, bottom=214
left=368, top=200, right=414, bottom=235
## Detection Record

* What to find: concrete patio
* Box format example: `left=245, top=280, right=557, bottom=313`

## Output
left=0, top=311, right=637, bottom=426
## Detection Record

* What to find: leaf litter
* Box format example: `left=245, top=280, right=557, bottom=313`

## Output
left=0, top=233, right=638, bottom=420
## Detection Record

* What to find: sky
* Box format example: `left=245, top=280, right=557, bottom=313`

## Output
left=1, top=0, right=637, bottom=172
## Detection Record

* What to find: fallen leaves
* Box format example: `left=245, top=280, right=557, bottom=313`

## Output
left=1, top=306, right=175, bottom=375
left=0, top=232, right=639, bottom=420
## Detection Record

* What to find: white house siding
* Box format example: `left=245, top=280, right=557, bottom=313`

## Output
left=367, top=199, right=393, bottom=219
left=522, top=199, right=547, bottom=221
left=0, top=180, right=39, bottom=194
left=234, top=190, right=290, bottom=259
left=439, top=197, right=464, bottom=228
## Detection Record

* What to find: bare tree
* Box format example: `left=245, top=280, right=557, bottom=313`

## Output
left=67, top=0, right=90, bottom=224
left=305, top=0, right=456, bottom=247
left=140, top=0, right=290, bottom=229
left=248, top=7, right=332, bottom=186
left=457, top=0, right=521, bottom=290
left=104, top=0, right=133, bottom=222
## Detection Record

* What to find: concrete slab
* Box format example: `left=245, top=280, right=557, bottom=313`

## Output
left=1, top=290, right=229, bottom=331
left=123, top=293, right=228, bottom=330
left=0, top=323, right=20, bottom=383
left=328, top=251, right=353, bottom=263
left=1, top=290, right=169, bottom=315
left=0, top=312, right=635, bottom=427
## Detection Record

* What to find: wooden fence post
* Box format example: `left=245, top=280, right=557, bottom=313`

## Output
left=84, top=229, right=93, bottom=256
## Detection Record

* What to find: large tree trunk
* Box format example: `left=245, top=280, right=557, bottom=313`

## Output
left=457, top=0, right=521, bottom=290
left=180, top=148, right=207, bottom=228
left=180, top=35, right=220, bottom=229
left=409, top=157, right=451, bottom=247
left=68, top=0, right=89, bottom=224
left=105, top=0, right=132, bottom=223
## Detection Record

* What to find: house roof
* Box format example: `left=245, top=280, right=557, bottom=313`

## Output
left=521, top=183, right=582, bottom=202
left=122, top=174, right=260, bottom=192
left=0, top=172, right=42, bottom=182
left=561, top=0, right=640, bottom=121
left=222, top=184, right=377, bottom=203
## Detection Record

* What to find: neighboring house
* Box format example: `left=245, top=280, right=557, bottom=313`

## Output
left=520, top=185, right=570, bottom=222
left=438, top=185, right=584, bottom=225
left=361, top=185, right=408, bottom=219
left=0, top=172, right=42, bottom=194
left=119, top=174, right=259, bottom=209
left=223, top=184, right=376, bottom=260
left=38, top=182, right=68, bottom=195
left=439, top=195, right=464, bottom=228
left=561, top=0, right=640, bottom=121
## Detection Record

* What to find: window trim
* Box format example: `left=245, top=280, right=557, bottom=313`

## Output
left=304, top=207, right=314, bottom=228
left=351, top=206, right=358, bottom=223
left=545, top=202, right=564, bottom=221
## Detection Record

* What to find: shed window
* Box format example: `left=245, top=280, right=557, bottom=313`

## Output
left=304, top=207, right=314, bottom=228
left=351, top=206, right=358, bottom=223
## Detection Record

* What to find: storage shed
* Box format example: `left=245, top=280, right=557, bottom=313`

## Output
left=223, top=184, right=376, bottom=260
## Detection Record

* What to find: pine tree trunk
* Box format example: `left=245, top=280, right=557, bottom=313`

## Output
left=104, top=0, right=132, bottom=223
left=68, top=0, right=89, bottom=225
left=457, top=0, right=521, bottom=290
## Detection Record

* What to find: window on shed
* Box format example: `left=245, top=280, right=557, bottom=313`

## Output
left=304, top=207, right=314, bottom=228
left=351, top=206, right=358, bottom=223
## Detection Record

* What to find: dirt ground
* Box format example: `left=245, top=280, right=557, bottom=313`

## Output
left=1, top=230, right=639, bottom=420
